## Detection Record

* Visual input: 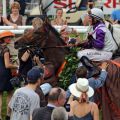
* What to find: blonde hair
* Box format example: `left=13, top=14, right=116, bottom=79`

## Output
left=79, top=92, right=89, bottom=103
left=32, top=17, right=43, bottom=29
left=11, top=2, right=20, bottom=10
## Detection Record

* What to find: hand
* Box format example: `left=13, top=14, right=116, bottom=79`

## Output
left=33, top=56, right=40, bottom=64
left=13, top=24, right=18, bottom=29
left=100, top=62, right=109, bottom=70
left=33, top=56, right=43, bottom=67
left=76, top=37, right=86, bottom=44
left=87, top=34, right=93, bottom=40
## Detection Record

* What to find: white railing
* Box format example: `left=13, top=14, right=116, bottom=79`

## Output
left=0, top=26, right=89, bottom=34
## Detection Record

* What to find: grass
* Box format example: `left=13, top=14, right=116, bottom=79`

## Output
left=2, top=92, right=7, bottom=120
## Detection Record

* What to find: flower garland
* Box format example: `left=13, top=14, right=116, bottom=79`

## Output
left=58, top=47, right=80, bottom=89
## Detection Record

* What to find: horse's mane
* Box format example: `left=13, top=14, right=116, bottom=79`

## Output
left=45, top=22, right=66, bottom=45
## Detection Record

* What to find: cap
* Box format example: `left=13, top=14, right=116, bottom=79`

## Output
left=89, top=8, right=104, bottom=20
left=27, top=66, right=44, bottom=83
left=0, top=31, right=15, bottom=39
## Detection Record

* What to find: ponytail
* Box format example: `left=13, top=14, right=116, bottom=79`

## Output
left=79, top=92, right=89, bottom=103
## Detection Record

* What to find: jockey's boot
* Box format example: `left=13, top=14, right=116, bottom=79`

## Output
left=80, top=56, right=100, bottom=78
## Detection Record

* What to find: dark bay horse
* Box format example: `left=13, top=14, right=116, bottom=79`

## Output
left=15, top=21, right=69, bottom=72
left=100, top=58, right=120, bottom=120
left=14, top=21, right=69, bottom=86
left=92, top=57, right=120, bottom=120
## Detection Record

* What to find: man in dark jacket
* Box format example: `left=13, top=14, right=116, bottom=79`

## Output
left=32, top=87, right=67, bottom=120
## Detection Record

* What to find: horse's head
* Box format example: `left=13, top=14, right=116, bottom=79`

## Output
left=15, top=20, right=68, bottom=71
left=14, top=24, right=49, bottom=49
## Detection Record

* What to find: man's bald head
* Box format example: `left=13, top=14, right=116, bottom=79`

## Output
left=48, top=87, right=66, bottom=106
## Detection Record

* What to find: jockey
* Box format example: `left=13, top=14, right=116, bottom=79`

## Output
left=77, top=8, right=118, bottom=61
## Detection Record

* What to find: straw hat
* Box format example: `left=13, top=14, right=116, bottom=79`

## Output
left=69, top=78, right=94, bottom=98
left=0, top=31, right=15, bottom=39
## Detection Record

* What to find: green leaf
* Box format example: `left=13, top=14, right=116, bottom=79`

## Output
left=58, top=47, right=81, bottom=89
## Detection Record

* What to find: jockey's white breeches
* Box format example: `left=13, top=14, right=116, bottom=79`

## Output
left=77, top=49, right=113, bottom=61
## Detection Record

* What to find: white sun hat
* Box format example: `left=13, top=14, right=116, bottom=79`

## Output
left=69, top=78, right=94, bottom=98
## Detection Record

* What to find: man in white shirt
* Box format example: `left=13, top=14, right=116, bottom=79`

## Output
left=9, top=66, right=44, bottom=120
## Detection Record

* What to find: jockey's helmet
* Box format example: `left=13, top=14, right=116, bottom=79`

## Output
left=89, top=8, right=104, bottom=20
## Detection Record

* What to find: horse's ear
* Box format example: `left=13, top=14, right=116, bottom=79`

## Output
left=44, top=17, right=50, bottom=24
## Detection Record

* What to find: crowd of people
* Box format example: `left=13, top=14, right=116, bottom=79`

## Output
left=0, top=0, right=120, bottom=120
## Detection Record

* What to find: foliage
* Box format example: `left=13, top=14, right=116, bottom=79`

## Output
left=58, top=47, right=80, bottom=89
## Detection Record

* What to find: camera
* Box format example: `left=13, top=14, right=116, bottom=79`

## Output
left=10, top=75, right=25, bottom=87
left=33, top=47, right=43, bottom=57
left=33, top=47, right=45, bottom=64
left=64, top=104, right=70, bottom=112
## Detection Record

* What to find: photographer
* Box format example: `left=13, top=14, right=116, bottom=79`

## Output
left=9, top=47, right=52, bottom=120
left=18, top=46, right=44, bottom=85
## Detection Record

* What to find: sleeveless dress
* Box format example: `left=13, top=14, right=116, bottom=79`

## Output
left=51, top=19, right=67, bottom=25
left=72, top=102, right=94, bottom=120
left=8, top=14, right=23, bottom=25
left=73, top=112, right=93, bottom=120
left=0, top=45, right=13, bottom=92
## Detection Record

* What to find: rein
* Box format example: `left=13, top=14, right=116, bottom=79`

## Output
left=41, top=44, right=79, bottom=49
left=18, top=44, right=80, bottom=50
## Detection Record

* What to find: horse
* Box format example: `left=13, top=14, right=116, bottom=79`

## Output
left=14, top=20, right=120, bottom=119
left=98, top=58, right=120, bottom=120
left=14, top=20, right=69, bottom=86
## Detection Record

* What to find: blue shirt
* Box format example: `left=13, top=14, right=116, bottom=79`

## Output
left=111, top=9, right=120, bottom=21
left=88, top=70, right=107, bottom=89
left=66, top=70, right=107, bottom=101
